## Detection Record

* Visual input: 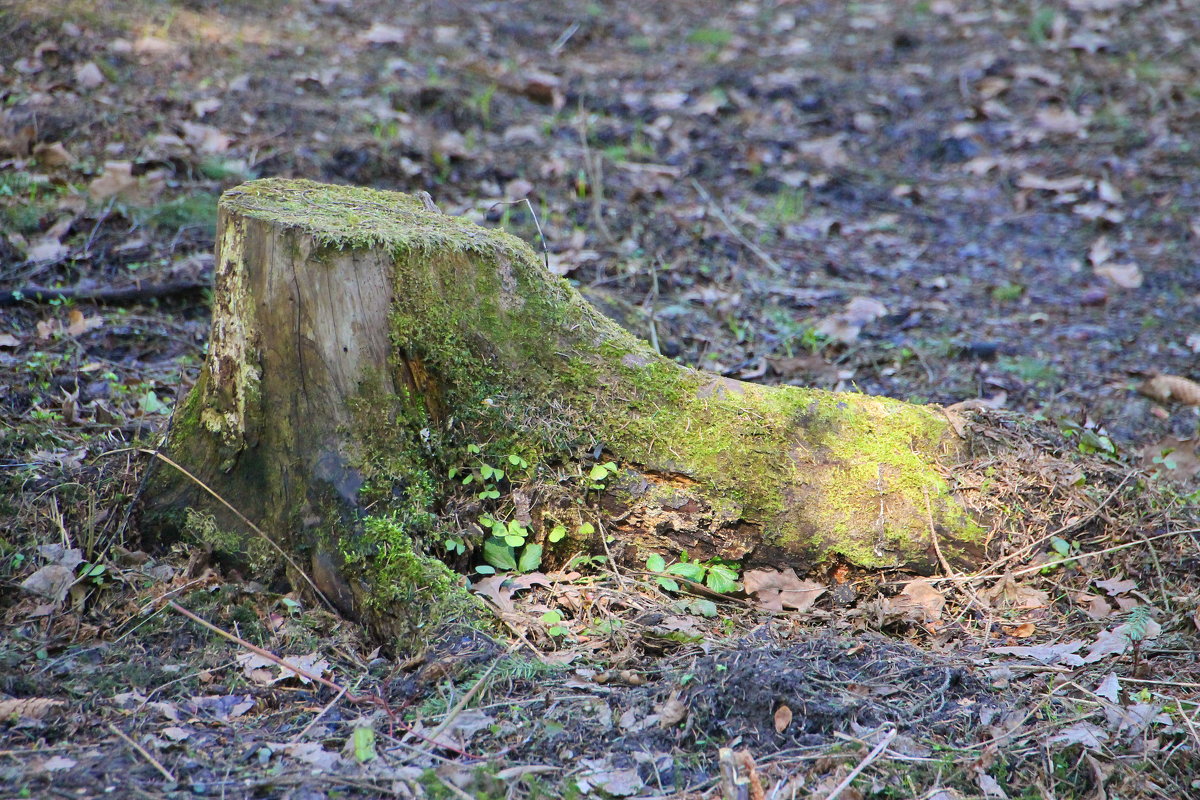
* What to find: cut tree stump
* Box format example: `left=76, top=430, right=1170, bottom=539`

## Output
left=143, top=178, right=987, bottom=644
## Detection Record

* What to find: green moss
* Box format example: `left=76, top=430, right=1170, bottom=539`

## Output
left=344, top=514, right=486, bottom=646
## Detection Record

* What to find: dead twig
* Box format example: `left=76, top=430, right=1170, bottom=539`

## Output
left=691, top=179, right=783, bottom=274
left=166, top=601, right=482, bottom=760
left=824, top=727, right=896, bottom=800
left=107, top=722, right=177, bottom=783
left=122, top=448, right=335, bottom=612
left=930, top=527, right=1200, bottom=585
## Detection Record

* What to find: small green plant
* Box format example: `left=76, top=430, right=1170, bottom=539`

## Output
left=1028, top=7, right=1057, bottom=45
left=469, top=83, right=498, bottom=128
left=587, top=461, right=619, bottom=490
left=78, top=562, right=107, bottom=585
left=541, top=610, right=570, bottom=637
left=765, top=188, right=807, bottom=226
left=687, top=27, right=732, bottom=48
left=1041, top=536, right=1079, bottom=573
left=645, top=551, right=740, bottom=594
left=997, top=355, right=1058, bottom=388
left=991, top=282, right=1025, bottom=303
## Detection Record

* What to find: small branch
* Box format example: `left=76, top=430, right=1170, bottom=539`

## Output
left=0, top=280, right=209, bottom=307
left=166, top=601, right=482, bottom=760
left=107, top=722, right=177, bottom=783
left=290, top=680, right=354, bottom=744
left=136, top=449, right=335, bottom=613
left=931, top=527, right=1200, bottom=585
left=824, top=727, right=896, bottom=800
left=691, top=179, right=783, bottom=275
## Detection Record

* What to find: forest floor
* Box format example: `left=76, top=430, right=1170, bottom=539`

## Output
left=2, top=1, right=1200, bottom=798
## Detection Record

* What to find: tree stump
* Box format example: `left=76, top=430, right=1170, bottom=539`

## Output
left=143, top=178, right=986, bottom=644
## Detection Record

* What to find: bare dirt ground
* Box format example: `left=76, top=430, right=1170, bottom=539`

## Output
left=2, top=1, right=1199, bottom=798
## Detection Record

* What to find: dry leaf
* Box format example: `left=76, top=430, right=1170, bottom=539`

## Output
left=816, top=296, right=887, bottom=344
left=360, top=22, right=407, bottom=44
left=1049, top=722, right=1108, bottom=749
left=982, top=576, right=1048, bottom=610
left=976, top=770, right=1008, bottom=798
left=67, top=309, right=104, bottom=337
left=1094, top=263, right=1142, bottom=289
left=0, top=697, right=66, bottom=720
left=798, top=134, right=848, bottom=168
left=1036, top=106, right=1089, bottom=137
left=898, top=579, right=945, bottom=620
left=1002, top=622, right=1036, bottom=638
left=774, top=704, right=793, bottom=733
left=20, top=564, right=75, bottom=603
left=33, top=141, right=74, bottom=166
left=946, top=391, right=1007, bottom=411
left=88, top=161, right=136, bottom=201
left=0, top=333, right=20, bottom=347
left=520, top=71, right=562, bottom=107
left=74, top=61, right=105, bottom=88
left=742, top=568, right=825, bottom=611
left=1016, top=173, right=1091, bottom=193
left=1095, top=672, right=1121, bottom=702
left=1094, top=576, right=1135, bottom=596
left=236, top=652, right=330, bottom=685
left=1139, top=436, right=1200, bottom=481
left=656, top=695, right=688, bottom=727
left=1097, top=180, right=1123, bottom=204
left=181, top=122, right=231, bottom=154
left=1139, top=374, right=1200, bottom=406
left=133, top=36, right=175, bottom=57
left=27, top=237, right=69, bottom=262
left=1073, top=201, right=1124, bottom=223
left=39, top=755, right=77, bottom=772
left=471, top=573, right=544, bottom=613
left=989, top=641, right=1087, bottom=667
left=1074, top=592, right=1112, bottom=619
left=1087, top=236, right=1112, bottom=266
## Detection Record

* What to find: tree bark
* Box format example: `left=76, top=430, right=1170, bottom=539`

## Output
left=143, top=178, right=986, bottom=644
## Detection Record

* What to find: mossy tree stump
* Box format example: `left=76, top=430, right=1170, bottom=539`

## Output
left=145, top=178, right=986, bottom=644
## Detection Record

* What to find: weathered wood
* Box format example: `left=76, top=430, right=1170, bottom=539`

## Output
left=143, top=178, right=987, bottom=643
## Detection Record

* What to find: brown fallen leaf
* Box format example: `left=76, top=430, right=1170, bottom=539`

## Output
left=74, top=61, right=105, bottom=89
left=88, top=160, right=136, bottom=201
left=896, top=578, right=945, bottom=621
left=33, top=141, right=74, bottom=167
left=20, top=564, right=75, bottom=603
left=67, top=309, right=104, bottom=337
left=743, top=568, right=825, bottom=611
left=1094, top=576, right=1136, bottom=596
left=1140, top=436, right=1200, bottom=481
left=470, top=572, right=548, bottom=613
left=1094, top=262, right=1142, bottom=289
left=0, top=697, right=66, bottom=720
left=982, top=576, right=1048, bottom=610
left=1139, top=373, right=1200, bottom=406
left=774, top=704, right=793, bottom=733
left=1002, top=622, right=1037, bottom=638
left=656, top=694, right=688, bottom=727
left=1016, top=172, right=1091, bottom=193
